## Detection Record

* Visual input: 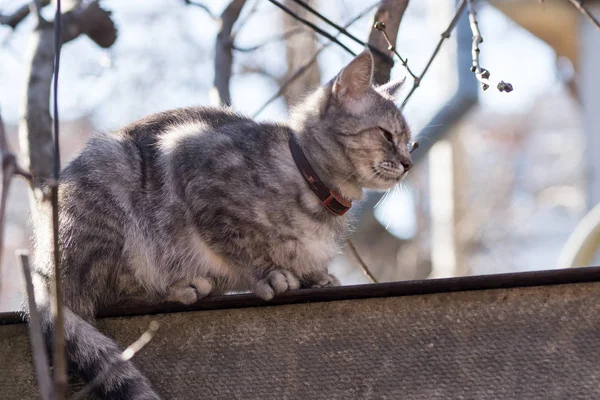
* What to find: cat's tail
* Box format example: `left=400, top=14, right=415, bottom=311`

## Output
left=37, top=299, right=161, bottom=400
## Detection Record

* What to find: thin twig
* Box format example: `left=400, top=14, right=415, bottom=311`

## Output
left=367, top=0, right=410, bottom=85
left=183, top=0, right=217, bottom=20
left=232, top=0, right=259, bottom=37
left=253, top=1, right=379, bottom=117
left=51, top=1, right=68, bottom=398
left=71, top=322, right=160, bottom=400
left=252, top=48, right=323, bottom=118
left=346, top=238, right=377, bottom=283
left=568, top=0, right=600, bottom=32
left=266, top=0, right=356, bottom=56
left=466, top=0, right=513, bottom=93
left=0, top=109, right=34, bottom=187
left=29, top=0, right=46, bottom=25
left=287, top=0, right=393, bottom=63
left=18, top=251, right=53, bottom=400
left=239, top=64, right=281, bottom=82
left=373, top=21, right=418, bottom=81
left=400, top=0, right=468, bottom=108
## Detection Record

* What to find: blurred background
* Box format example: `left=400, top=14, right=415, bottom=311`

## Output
left=1, top=0, right=599, bottom=312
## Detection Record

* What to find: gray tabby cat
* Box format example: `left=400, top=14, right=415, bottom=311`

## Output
left=31, top=50, right=412, bottom=399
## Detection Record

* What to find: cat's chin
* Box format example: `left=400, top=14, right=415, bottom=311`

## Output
left=362, top=180, right=400, bottom=191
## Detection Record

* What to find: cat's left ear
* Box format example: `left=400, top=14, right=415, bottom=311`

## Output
left=377, top=77, right=406, bottom=99
left=332, top=50, right=374, bottom=102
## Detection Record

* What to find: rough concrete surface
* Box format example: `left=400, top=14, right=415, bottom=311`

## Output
left=1, top=282, right=599, bottom=399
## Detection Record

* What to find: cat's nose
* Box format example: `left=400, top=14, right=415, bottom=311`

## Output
left=401, top=158, right=412, bottom=172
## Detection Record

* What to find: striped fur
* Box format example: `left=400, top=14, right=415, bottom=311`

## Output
left=30, top=50, right=412, bottom=398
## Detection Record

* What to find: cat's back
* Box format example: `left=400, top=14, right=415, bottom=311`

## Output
left=62, top=106, right=251, bottom=187
left=120, top=106, right=252, bottom=142
left=154, top=107, right=291, bottom=183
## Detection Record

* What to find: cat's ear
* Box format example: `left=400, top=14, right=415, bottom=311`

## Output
left=377, top=77, right=406, bottom=99
left=332, top=50, right=374, bottom=102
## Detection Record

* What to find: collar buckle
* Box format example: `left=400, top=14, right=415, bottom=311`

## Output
left=322, top=192, right=351, bottom=216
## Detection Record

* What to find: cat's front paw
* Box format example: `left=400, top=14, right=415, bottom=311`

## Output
left=305, top=271, right=341, bottom=288
left=168, top=286, right=199, bottom=305
left=254, top=270, right=300, bottom=301
left=167, top=277, right=214, bottom=305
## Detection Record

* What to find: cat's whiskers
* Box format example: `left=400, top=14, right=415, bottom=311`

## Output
left=360, top=168, right=381, bottom=182
left=374, top=189, right=391, bottom=209
left=376, top=176, right=412, bottom=231
left=338, top=170, right=360, bottom=187
left=419, top=123, right=443, bottom=130
left=414, top=135, right=436, bottom=145
left=387, top=184, right=404, bottom=229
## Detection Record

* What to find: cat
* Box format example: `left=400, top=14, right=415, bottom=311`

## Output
left=31, top=50, right=412, bottom=399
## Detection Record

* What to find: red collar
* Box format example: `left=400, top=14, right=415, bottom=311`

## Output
left=288, top=134, right=352, bottom=216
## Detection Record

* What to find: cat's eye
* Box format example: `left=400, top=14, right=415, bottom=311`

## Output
left=381, top=129, right=394, bottom=144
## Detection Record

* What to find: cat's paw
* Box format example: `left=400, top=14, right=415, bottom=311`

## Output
left=254, top=270, right=300, bottom=301
left=191, top=277, right=214, bottom=299
left=167, top=277, right=214, bottom=305
left=168, top=286, right=198, bottom=305
left=306, top=271, right=341, bottom=288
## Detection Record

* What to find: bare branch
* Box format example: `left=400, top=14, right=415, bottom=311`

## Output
left=19, top=0, right=118, bottom=188
left=466, top=0, right=513, bottom=93
left=401, top=0, right=468, bottom=108
left=232, top=0, right=259, bottom=37
left=19, top=25, right=55, bottom=188
left=71, top=322, right=160, bottom=400
left=365, top=0, right=470, bottom=109
left=373, top=21, right=418, bottom=82
left=367, top=0, right=409, bottom=85
left=346, top=238, right=378, bottom=283
left=14, top=2, right=118, bottom=399
left=239, top=64, right=281, bottom=82
left=0, top=0, right=50, bottom=29
left=29, top=0, right=47, bottom=25
left=568, top=0, right=600, bottom=32
left=0, top=131, right=15, bottom=300
left=253, top=1, right=379, bottom=118
left=184, top=0, right=217, bottom=20
left=266, top=0, right=356, bottom=56
left=252, top=55, right=319, bottom=117
left=281, top=0, right=321, bottom=106
left=61, top=1, right=118, bottom=48
left=0, top=110, right=37, bottom=298
left=212, top=0, right=247, bottom=106
left=287, top=0, right=392, bottom=64
left=18, top=251, right=53, bottom=400
left=50, top=0, right=68, bottom=396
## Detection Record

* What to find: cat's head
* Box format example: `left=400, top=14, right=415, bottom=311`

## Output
left=290, top=50, right=412, bottom=198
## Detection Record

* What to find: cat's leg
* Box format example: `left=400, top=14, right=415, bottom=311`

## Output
left=253, top=269, right=301, bottom=300
left=167, top=277, right=214, bottom=305
left=302, top=269, right=341, bottom=288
